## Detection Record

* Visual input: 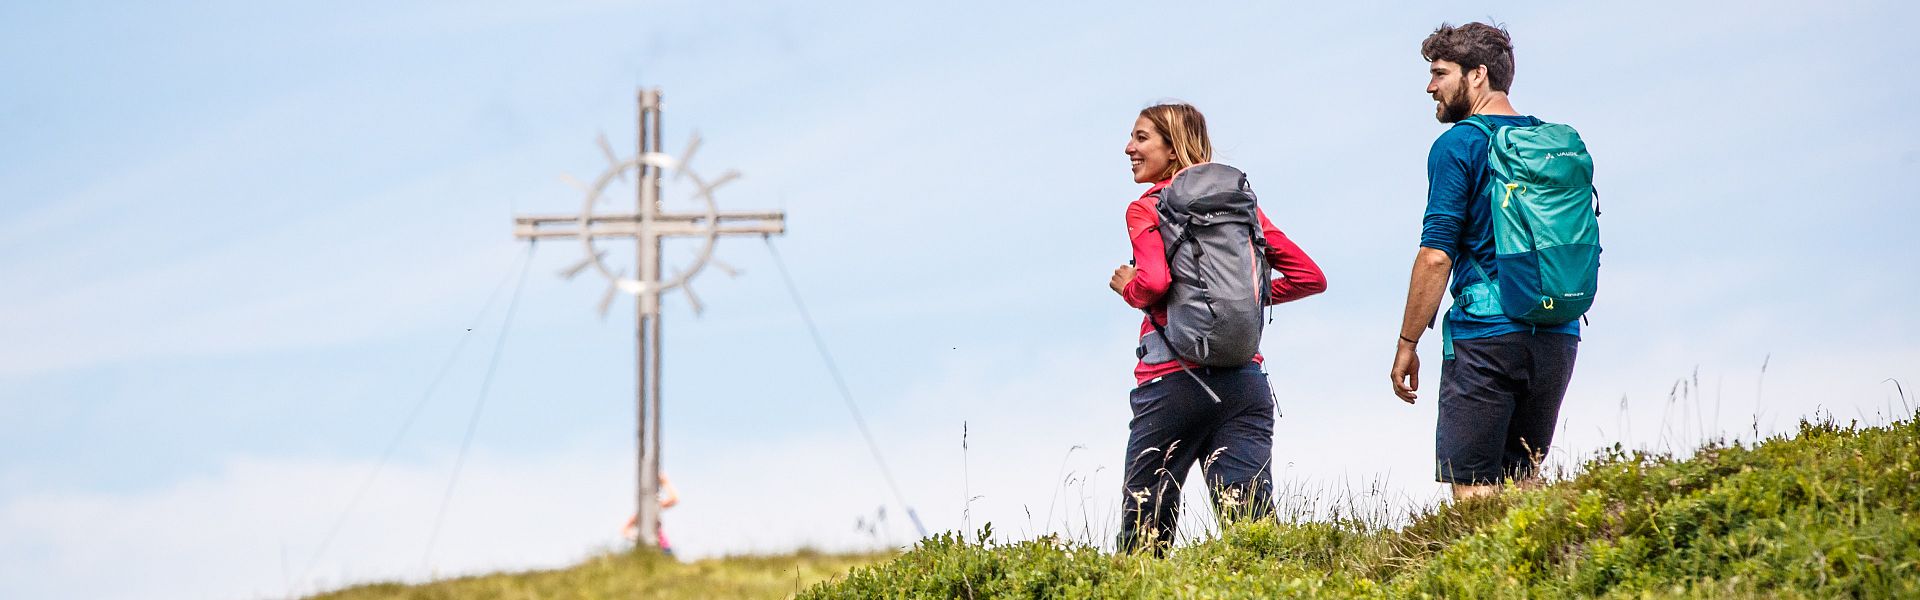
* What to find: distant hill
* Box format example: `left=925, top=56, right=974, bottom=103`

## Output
left=316, top=413, right=1920, bottom=598
left=308, top=549, right=887, bottom=600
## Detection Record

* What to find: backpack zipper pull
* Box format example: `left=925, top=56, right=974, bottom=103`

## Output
left=1503, top=182, right=1519, bottom=208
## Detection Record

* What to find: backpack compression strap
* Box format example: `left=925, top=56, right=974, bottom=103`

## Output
left=1145, top=211, right=1224, bottom=403
left=1143, top=310, right=1224, bottom=403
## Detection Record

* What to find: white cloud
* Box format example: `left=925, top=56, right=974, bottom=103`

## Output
left=1, top=449, right=630, bottom=600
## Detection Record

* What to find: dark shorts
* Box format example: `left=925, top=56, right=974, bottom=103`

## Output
left=1436, top=331, right=1579, bottom=485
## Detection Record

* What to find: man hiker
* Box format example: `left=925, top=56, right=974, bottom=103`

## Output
left=1390, top=22, right=1598, bottom=501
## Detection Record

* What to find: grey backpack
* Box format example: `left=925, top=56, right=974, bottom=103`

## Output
left=1137, top=163, right=1271, bottom=393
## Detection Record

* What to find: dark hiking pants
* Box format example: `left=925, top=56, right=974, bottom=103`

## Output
left=1116, top=363, right=1276, bottom=555
left=1437, top=331, right=1580, bottom=485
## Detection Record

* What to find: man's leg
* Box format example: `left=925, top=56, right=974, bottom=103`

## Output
left=1451, top=482, right=1501, bottom=500
left=1436, top=334, right=1526, bottom=498
left=1501, top=332, right=1580, bottom=483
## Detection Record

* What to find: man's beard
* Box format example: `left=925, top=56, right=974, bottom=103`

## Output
left=1435, top=80, right=1473, bottom=123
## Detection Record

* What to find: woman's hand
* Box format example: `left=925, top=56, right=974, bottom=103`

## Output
left=1109, top=264, right=1137, bottom=296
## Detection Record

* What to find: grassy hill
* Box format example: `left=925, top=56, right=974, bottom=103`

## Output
left=314, top=413, right=1920, bottom=599
left=811, top=414, right=1920, bottom=598
left=308, top=549, right=889, bottom=600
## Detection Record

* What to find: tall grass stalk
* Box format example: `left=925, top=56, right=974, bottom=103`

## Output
left=813, top=406, right=1920, bottom=598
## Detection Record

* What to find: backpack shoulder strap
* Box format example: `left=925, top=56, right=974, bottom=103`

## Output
left=1457, top=115, right=1495, bottom=138
left=1466, top=254, right=1495, bottom=288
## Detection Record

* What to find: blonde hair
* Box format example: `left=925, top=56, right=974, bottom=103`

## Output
left=1139, top=103, right=1212, bottom=180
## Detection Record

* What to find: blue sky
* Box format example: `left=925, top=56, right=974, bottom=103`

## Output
left=4, top=1, right=1917, bottom=598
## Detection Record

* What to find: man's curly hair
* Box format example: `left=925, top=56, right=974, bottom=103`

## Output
left=1422, top=22, right=1515, bottom=93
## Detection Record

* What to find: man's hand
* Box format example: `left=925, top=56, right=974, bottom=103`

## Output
left=1394, top=248, right=1450, bottom=405
left=1391, top=340, right=1420, bottom=404
left=1109, top=264, right=1137, bottom=295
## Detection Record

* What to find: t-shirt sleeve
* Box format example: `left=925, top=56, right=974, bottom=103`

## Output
left=1419, top=128, right=1477, bottom=260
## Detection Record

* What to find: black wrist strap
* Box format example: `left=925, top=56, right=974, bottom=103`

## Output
left=1399, top=334, right=1419, bottom=345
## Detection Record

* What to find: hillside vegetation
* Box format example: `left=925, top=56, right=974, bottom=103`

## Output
left=309, top=549, right=887, bottom=600
left=810, top=414, right=1920, bottom=598
left=314, top=414, right=1920, bottom=599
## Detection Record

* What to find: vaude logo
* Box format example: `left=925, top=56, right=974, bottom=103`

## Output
left=1542, top=151, right=1584, bottom=162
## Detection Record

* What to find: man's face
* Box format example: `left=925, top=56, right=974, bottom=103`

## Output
left=1427, top=60, right=1475, bottom=123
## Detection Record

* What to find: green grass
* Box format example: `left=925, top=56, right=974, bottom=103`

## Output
left=315, top=413, right=1920, bottom=599
left=809, top=414, right=1920, bottom=598
left=307, top=548, right=890, bottom=600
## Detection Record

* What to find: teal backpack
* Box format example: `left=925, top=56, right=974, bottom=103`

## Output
left=1457, top=115, right=1601, bottom=327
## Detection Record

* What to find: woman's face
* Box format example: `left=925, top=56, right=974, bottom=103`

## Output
left=1125, top=115, right=1175, bottom=184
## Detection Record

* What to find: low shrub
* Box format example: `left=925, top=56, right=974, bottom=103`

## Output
left=808, top=415, right=1920, bottom=599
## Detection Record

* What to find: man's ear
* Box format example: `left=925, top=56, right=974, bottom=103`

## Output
left=1468, top=65, right=1489, bottom=90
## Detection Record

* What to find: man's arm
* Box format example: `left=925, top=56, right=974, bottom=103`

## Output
left=1398, top=129, right=1474, bottom=403
left=1391, top=247, right=1452, bottom=403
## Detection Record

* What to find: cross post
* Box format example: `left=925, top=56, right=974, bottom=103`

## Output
left=510, top=88, right=785, bottom=551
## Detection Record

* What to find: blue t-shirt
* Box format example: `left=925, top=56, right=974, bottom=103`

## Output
left=1420, top=115, right=1580, bottom=341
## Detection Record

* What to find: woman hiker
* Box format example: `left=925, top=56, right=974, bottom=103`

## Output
left=1108, top=102, right=1327, bottom=554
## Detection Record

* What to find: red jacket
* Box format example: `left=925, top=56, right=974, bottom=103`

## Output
left=1121, top=179, right=1327, bottom=385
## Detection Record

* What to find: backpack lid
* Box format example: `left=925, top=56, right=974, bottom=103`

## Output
left=1458, top=116, right=1591, bottom=186
left=1159, top=163, right=1258, bottom=226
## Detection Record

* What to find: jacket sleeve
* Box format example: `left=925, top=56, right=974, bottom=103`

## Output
left=1121, top=200, right=1170, bottom=309
left=1257, top=209, right=1327, bottom=304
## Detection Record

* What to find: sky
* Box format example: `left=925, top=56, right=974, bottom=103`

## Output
left=3, top=1, right=1917, bottom=598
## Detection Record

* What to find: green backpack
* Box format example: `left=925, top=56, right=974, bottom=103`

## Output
left=1458, top=115, right=1601, bottom=326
